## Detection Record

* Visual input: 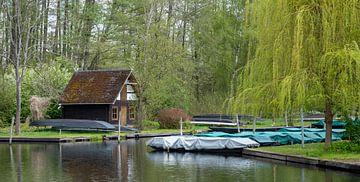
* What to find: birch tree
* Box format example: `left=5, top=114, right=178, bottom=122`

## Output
left=3, top=0, right=41, bottom=134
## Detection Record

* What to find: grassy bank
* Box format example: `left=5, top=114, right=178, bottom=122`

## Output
left=0, top=127, right=119, bottom=141
left=0, top=123, right=209, bottom=140
left=256, top=142, right=360, bottom=162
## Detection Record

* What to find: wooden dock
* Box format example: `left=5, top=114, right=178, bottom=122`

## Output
left=0, top=137, right=90, bottom=143
left=0, top=132, right=191, bottom=143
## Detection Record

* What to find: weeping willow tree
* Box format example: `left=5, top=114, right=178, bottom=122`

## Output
left=231, top=0, right=360, bottom=147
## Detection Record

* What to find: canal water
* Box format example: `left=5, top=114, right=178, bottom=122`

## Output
left=0, top=139, right=359, bottom=182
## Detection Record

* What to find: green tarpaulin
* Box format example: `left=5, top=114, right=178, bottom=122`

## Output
left=194, top=128, right=345, bottom=145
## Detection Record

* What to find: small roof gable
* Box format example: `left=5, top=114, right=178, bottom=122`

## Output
left=60, top=70, right=133, bottom=104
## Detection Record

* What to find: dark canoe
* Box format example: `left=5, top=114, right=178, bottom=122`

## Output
left=30, top=119, right=116, bottom=131
left=311, top=120, right=346, bottom=129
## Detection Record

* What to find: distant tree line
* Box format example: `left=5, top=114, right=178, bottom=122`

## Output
left=0, top=0, right=245, bottom=134
left=1, top=0, right=359, bottom=148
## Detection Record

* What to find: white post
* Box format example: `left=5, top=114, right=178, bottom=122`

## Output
left=180, top=117, right=183, bottom=136
left=118, top=111, right=122, bottom=143
left=236, top=115, right=240, bottom=133
left=252, top=117, right=256, bottom=134
left=9, top=117, right=15, bottom=145
left=300, top=108, right=304, bottom=148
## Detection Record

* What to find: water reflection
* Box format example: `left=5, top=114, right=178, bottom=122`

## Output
left=0, top=140, right=359, bottom=182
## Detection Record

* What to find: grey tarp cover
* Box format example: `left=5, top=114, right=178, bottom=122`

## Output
left=30, top=119, right=116, bottom=131
left=146, top=136, right=260, bottom=150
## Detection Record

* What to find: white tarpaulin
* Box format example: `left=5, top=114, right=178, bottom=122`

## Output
left=146, top=136, right=259, bottom=150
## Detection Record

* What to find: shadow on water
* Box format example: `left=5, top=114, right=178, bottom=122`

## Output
left=0, top=139, right=360, bottom=182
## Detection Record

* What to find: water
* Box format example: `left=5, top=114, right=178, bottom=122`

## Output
left=0, top=139, right=359, bottom=182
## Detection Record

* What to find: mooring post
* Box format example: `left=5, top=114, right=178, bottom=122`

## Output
left=236, top=114, right=240, bottom=133
left=252, top=117, right=256, bottom=134
left=300, top=108, right=304, bottom=148
left=9, top=117, right=15, bottom=145
left=180, top=117, right=183, bottom=136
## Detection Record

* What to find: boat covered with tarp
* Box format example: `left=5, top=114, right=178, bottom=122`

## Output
left=146, top=136, right=260, bottom=151
left=30, top=119, right=116, bottom=131
left=194, top=128, right=345, bottom=146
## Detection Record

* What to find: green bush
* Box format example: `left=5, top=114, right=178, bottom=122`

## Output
left=345, top=119, right=360, bottom=144
left=330, top=141, right=360, bottom=153
left=0, top=74, right=15, bottom=124
left=183, top=121, right=193, bottom=130
left=142, top=120, right=160, bottom=130
left=46, top=99, right=62, bottom=119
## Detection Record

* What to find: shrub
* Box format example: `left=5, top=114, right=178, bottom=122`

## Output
left=46, top=99, right=62, bottom=119
left=0, top=74, right=16, bottom=124
left=330, top=141, right=360, bottom=153
left=183, top=121, right=193, bottom=130
left=345, top=119, right=360, bottom=144
left=157, top=108, right=191, bottom=129
left=142, top=120, right=160, bottom=130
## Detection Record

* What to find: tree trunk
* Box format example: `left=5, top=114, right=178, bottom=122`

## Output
left=181, top=0, right=187, bottom=48
left=63, top=0, right=69, bottom=57
left=54, top=0, right=61, bottom=55
left=15, top=73, right=21, bottom=135
left=80, top=0, right=95, bottom=70
left=324, top=100, right=334, bottom=148
left=42, top=0, right=49, bottom=62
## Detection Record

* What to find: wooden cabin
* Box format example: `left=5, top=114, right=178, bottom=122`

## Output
left=59, top=70, right=139, bottom=126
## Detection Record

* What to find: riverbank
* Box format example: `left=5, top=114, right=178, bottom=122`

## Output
left=256, top=142, right=360, bottom=162
left=242, top=142, right=360, bottom=173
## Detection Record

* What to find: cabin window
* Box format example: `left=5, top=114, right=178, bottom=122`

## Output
left=112, top=106, right=118, bottom=120
left=129, top=106, right=136, bottom=120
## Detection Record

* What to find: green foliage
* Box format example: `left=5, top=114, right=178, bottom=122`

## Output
left=0, top=59, right=72, bottom=124
left=330, top=141, right=360, bottom=153
left=46, top=99, right=63, bottom=119
left=232, top=0, right=360, bottom=118
left=23, top=58, right=73, bottom=98
left=183, top=121, right=193, bottom=130
left=142, top=120, right=160, bottom=130
left=259, top=142, right=360, bottom=160
left=133, top=31, right=194, bottom=118
left=0, top=74, right=15, bottom=125
left=345, top=119, right=360, bottom=144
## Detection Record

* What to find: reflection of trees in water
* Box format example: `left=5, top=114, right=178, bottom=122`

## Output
left=15, top=145, right=22, bottom=182
left=60, top=141, right=135, bottom=182
left=1, top=141, right=360, bottom=182
left=2, top=144, right=64, bottom=181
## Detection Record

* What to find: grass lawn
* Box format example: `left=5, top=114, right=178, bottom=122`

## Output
left=256, top=142, right=360, bottom=162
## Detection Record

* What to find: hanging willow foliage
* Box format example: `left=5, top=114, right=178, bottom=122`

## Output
left=231, top=0, right=360, bottom=122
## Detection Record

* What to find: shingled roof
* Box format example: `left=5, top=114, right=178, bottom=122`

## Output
left=60, top=70, right=133, bottom=104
